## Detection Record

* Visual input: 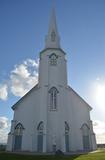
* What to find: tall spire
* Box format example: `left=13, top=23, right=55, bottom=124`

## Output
left=45, top=8, right=60, bottom=49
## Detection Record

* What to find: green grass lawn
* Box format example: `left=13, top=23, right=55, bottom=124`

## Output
left=0, top=150, right=105, bottom=160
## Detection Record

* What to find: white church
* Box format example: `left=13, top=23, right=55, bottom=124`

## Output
left=7, top=10, right=97, bottom=153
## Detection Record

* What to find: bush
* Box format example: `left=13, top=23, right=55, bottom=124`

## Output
left=0, top=145, right=6, bottom=151
left=55, top=150, right=64, bottom=155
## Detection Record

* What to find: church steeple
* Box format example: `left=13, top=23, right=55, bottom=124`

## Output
left=45, top=8, right=60, bottom=49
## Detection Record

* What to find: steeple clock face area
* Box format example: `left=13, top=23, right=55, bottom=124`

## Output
left=49, top=53, right=58, bottom=66
left=39, top=48, right=67, bottom=88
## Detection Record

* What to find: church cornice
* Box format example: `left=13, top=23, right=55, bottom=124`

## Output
left=40, top=48, right=66, bottom=55
left=12, top=83, right=39, bottom=110
left=67, top=85, right=92, bottom=110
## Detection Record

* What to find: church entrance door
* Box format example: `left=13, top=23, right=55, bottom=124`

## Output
left=37, top=121, right=44, bottom=152
left=83, top=135, right=90, bottom=150
left=82, top=124, right=90, bottom=150
left=37, top=134, right=43, bottom=152
left=65, top=134, right=69, bottom=152
left=65, top=122, right=70, bottom=152
left=14, top=135, right=22, bottom=151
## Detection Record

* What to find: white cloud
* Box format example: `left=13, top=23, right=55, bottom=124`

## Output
left=11, top=64, right=30, bottom=79
left=0, top=58, right=39, bottom=100
left=10, top=58, right=39, bottom=97
left=93, top=120, right=105, bottom=144
left=0, top=116, right=10, bottom=143
left=0, top=117, right=8, bottom=129
left=24, top=58, right=39, bottom=68
left=0, top=84, right=8, bottom=100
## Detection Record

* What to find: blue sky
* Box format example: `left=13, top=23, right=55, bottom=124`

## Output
left=0, top=0, right=105, bottom=143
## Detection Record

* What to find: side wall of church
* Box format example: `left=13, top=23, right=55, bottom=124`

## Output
left=66, top=88, right=95, bottom=151
left=9, top=87, right=41, bottom=152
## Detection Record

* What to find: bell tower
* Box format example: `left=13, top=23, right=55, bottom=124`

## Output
left=38, top=9, right=67, bottom=87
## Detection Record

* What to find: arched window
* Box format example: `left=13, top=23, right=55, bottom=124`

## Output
left=65, top=122, right=69, bottom=133
left=81, top=124, right=90, bottom=150
left=14, top=123, right=24, bottom=151
left=15, top=123, right=24, bottom=135
left=49, top=87, right=59, bottom=111
left=37, top=121, right=44, bottom=152
left=49, top=53, right=58, bottom=65
left=65, top=121, right=70, bottom=152
left=37, top=121, right=44, bottom=134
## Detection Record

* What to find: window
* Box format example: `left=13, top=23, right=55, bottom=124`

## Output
left=14, top=123, right=24, bottom=151
left=49, top=87, right=59, bottom=111
left=37, top=121, right=44, bottom=134
left=49, top=53, right=58, bottom=66
left=65, top=122, right=70, bottom=152
left=37, top=121, right=44, bottom=152
left=65, top=122, right=69, bottom=134
left=81, top=124, right=90, bottom=150
left=15, top=123, right=24, bottom=136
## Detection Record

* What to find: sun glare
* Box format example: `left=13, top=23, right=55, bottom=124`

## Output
left=95, top=83, right=105, bottom=107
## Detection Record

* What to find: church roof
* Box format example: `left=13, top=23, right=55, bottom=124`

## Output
left=12, top=84, right=39, bottom=110
left=12, top=84, right=92, bottom=111
left=67, top=86, right=92, bottom=110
